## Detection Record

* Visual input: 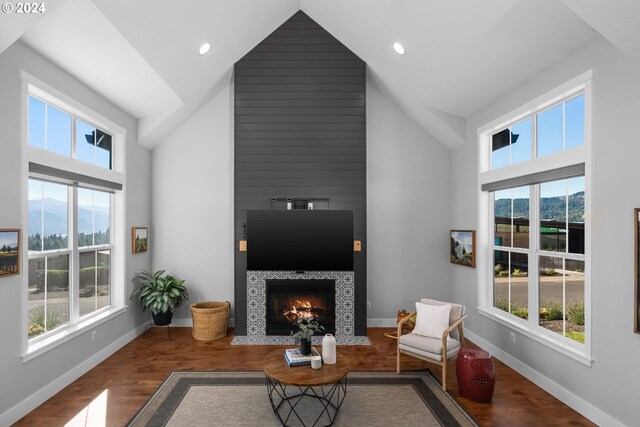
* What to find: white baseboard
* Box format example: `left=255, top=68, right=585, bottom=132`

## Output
left=169, top=317, right=192, bottom=327
left=367, top=318, right=396, bottom=327
left=464, top=329, right=623, bottom=427
left=0, top=322, right=148, bottom=426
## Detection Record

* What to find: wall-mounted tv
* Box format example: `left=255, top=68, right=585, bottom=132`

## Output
left=247, top=210, right=354, bottom=271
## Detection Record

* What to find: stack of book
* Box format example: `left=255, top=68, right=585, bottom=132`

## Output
left=284, top=347, right=321, bottom=366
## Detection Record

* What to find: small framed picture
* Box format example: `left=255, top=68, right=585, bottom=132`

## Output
left=0, top=229, right=21, bottom=277
left=450, top=230, right=476, bottom=268
left=132, top=227, right=148, bottom=254
left=635, top=209, right=640, bottom=333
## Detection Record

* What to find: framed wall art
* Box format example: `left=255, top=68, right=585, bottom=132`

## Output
left=450, top=230, right=476, bottom=268
left=132, top=227, right=148, bottom=254
left=635, top=209, right=640, bottom=333
left=0, top=229, right=21, bottom=277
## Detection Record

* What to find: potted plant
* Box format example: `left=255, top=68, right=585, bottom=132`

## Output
left=291, top=317, right=324, bottom=355
left=130, top=270, right=189, bottom=326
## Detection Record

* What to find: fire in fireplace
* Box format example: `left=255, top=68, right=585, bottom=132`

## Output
left=266, top=279, right=336, bottom=335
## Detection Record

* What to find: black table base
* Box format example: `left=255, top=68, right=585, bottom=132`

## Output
left=266, top=377, right=347, bottom=427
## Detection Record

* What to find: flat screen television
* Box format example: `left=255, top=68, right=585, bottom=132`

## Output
left=247, top=210, right=354, bottom=271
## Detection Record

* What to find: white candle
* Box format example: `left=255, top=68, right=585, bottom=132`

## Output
left=311, top=355, right=322, bottom=369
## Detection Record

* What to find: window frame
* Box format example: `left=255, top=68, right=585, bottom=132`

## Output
left=20, top=72, right=127, bottom=361
left=477, top=70, right=592, bottom=365
left=491, top=185, right=532, bottom=319
left=76, top=187, right=114, bottom=319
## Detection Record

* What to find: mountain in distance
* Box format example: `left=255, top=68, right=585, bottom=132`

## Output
left=28, top=198, right=109, bottom=236
left=495, top=191, right=585, bottom=222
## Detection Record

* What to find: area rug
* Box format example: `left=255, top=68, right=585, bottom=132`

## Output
left=127, top=371, right=478, bottom=427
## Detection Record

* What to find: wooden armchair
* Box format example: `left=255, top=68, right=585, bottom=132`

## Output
left=396, top=298, right=467, bottom=391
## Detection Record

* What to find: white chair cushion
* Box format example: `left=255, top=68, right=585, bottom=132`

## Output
left=399, top=333, right=461, bottom=362
left=412, top=302, right=451, bottom=340
left=420, top=298, right=465, bottom=340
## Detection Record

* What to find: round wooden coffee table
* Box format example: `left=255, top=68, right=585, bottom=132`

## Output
left=263, top=348, right=350, bottom=427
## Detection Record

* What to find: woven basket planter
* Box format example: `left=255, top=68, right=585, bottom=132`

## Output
left=190, top=301, right=230, bottom=341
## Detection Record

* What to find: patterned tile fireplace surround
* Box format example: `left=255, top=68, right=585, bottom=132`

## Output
left=230, top=271, right=370, bottom=345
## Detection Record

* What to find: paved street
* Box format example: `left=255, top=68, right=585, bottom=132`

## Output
left=495, top=275, right=584, bottom=307
left=28, top=291, right=110, bottom=328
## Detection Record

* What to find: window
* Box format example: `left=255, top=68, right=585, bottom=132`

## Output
left=491, top=177, right=585, bottom=339
left=28, top=180, right=71, bottom=337
left=491, top=94, right=584, bottom=170
left=24, top=77, right=125, bottom=357
left=493, top=186, right=530, bottom=319
left=538, top=177, right=585, bottom=340
left=29, top=95, right=113, bottom=169
left=491, top=118, right=532, bottom=169
left=28, top=182, right=113, bottom=338
left=77, top=188, right=111, bottom=317
left=478, top=71, right=591, bottom=364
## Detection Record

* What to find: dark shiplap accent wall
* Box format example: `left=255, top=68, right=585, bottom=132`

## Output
left=234, top=11, right=367, bottom=335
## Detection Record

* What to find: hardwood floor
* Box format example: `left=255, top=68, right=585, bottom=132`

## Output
left=14, top=327, right=595, bottom=426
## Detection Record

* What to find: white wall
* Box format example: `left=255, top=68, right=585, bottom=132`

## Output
left=367, top=82, right=452, bottom=322
left=151, top=85, right=234, bottom=323
left=0, top=41, right=151, bottom=424
left=451, top=37, right=640, bottom=426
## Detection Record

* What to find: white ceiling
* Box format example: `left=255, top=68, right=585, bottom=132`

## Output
left=302, top=0, right=596, bottom=148
left=561, top=0, right=640, bottom=59
left=0, top=0, right=63, bottom=53
left=21, top=0, right=183, bottom=118
left=2, top=0, right=637, bottom=149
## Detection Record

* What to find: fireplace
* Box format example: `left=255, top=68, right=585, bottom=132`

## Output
left=266, top=279, right=336, bottom=336
left=235, top=270, right=366, bottom=344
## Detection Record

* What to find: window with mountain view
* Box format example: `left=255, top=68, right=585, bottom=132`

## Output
left=26, top=88, right=118, bottom=345
left=27, top=178, right=113, bottom=339
left=538, top=177, right=585, bottom=341
left=78, top=188, right=111, bottom=317
left=479, top=73, right=591, bottom=361
left=28, top=180, right=71, bottom=337
left=491, top=176, right=586, bottom=344
left=493, top=186, right=529, bottom=319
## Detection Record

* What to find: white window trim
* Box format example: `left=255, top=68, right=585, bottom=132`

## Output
left=20, top=72, right=128, bottom=361
left=476, top=70, right=593, bottom=366
left=22, top=307, right=127, bottom=363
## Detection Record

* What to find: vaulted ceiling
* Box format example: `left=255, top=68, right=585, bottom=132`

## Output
left=2, top=0, right=639, bottom=150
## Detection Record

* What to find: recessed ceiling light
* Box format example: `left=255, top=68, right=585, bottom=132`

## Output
left=199, top=42, right=211, bottom=55
left=393, top=42, right=405, bottom=55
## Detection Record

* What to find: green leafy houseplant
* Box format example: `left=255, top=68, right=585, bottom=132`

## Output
left=291, top=317, right=324, bottom=355
left=130, top=270, right=189, bottom=325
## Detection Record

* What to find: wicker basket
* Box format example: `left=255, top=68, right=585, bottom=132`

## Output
left=190, top=301, right=230, bottom=341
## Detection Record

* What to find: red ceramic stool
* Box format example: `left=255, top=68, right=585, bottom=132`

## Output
left=456, top=347, right=495, bottom=403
